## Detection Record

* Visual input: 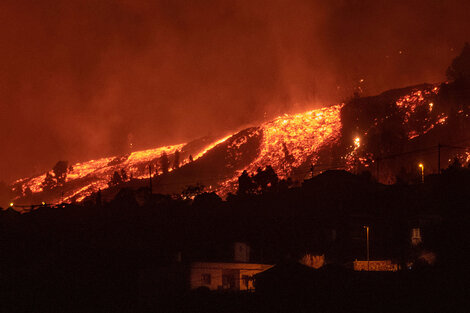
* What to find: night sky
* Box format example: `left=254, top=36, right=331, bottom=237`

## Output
left=1, top=0, right=469, bottom=182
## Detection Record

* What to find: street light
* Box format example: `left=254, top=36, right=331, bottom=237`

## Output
left=363, top=225, right=370, bottom=271
left=418, top=163, right=424, bottom=183
left=9, top=202, right=14, bottom=208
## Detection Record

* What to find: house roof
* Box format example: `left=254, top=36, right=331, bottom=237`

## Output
left=191, top=262, right=273, bottom=271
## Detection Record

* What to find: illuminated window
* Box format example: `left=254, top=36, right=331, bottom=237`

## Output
left=411, top=227, right=422, bottom=246
left=201, top=274, right=211, bottom=285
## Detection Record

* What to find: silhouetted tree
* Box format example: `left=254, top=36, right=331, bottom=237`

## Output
left=173, top=150, right=180, bottom=170
left=446, top=42, right=470, bottom=82
left=160, top=152, right=169, bottom=174
left=237, top=170, right=256, bottom=195
left=24, top=187, right=32, bottom=197
left=40, top=161, right=69, bottom=191
left=264, top=165, right=279, bottom=189
left=282, top=142, right=295, bottom=164
left=96, top=189, right=102, bottom=207
left=253, top=166, right=279, bottom=193
left=253, top=167, right=266, bottom=190
left=53, top=161, right=69, bottom=186
left=108, top=171, right=123, bottom=187
left=42, top=172, right=56, bottom=191
left=120, top=168, right=128, bottom=181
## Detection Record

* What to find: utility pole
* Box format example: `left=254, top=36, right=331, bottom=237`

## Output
left=437, top=143, right=441, bottom=175
left=148, top=163, right=153, bottom=193
left=364, top=225, right=370, bottom=271
left=96, top=189, right=102, bottom=207
left=376, top=157, right=380, bottom=183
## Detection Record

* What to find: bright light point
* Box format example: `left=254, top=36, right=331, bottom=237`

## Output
left=354, top=137, right=361, bottom=148
left=419, top=163, right=424, bottom=183
left=42, top=202, right=45, bottom=205
left=9, top=202, right=14, bottom=207
left=359, top=78, right=364, bottom=83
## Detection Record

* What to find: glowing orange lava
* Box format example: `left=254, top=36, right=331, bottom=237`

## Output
left=14, top=143, right=186, bottom=203
left=215, top=105, right=344, bottom=195
left=395, top=86, right=444, bottom=140
left=12, top=84, right=452, bottom=204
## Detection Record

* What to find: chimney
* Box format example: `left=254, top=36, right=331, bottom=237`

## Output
left=233, top=242, right=250, bottom=263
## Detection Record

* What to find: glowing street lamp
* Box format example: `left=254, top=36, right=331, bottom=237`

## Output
left=363, top=225, right=370, bottom=271
left=418, top=163, right=424, bottom=183
left=9, top=202, right=14, bottom=208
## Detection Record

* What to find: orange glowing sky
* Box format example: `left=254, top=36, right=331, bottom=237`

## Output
left=12, top=82, right=449, bottom=205
left=1, top=0, right=470, bottom=183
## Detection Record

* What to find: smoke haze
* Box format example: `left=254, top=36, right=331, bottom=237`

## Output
left=1, top=0, right=469, bottom=182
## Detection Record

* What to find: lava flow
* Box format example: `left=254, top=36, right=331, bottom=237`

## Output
left=14, top=144, right=186, bottom=203
left=250, top=105, right=343, bottom=175
left=10, top=82, right=461, bottom=206
left=214, top=104, right=343, bottom=195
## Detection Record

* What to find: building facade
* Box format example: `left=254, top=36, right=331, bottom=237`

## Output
left=190, top=262, right=273, bottom=291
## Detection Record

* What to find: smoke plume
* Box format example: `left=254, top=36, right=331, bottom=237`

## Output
left=1, top=0, right=469, bottom=182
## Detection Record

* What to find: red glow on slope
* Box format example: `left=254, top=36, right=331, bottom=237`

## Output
left=12, top=84, right=453, bottom=204
left=216, top=105, right=344, bottom=195
left=395, top=86, right=444, bottom=139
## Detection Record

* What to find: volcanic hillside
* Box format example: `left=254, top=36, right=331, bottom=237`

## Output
left=8, top=47, right=470, bottom=208
left=9, top=103, right=343, bottom=206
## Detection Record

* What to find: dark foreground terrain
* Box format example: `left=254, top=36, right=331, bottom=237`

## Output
left=1, top=165, right=470, bottom=312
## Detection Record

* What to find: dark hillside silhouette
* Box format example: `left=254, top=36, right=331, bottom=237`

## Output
left=1, top=163, right=470, bottom=312
left=3, top=165, right=470, bottom=312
